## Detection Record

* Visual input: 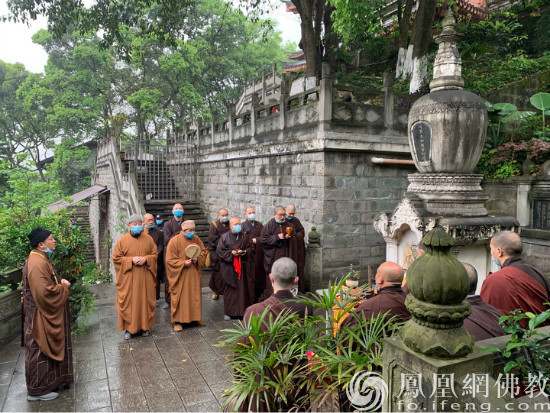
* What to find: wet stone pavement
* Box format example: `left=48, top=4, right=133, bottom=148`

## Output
left=0, top=284, right=234, bottom=412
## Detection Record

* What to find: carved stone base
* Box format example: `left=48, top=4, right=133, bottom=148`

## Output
left=400, top=319, right=474, bottom=359
left=406, top=173, right=488, bottom=217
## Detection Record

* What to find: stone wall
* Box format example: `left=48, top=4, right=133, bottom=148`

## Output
left=91, top=138, right=144, bottom=277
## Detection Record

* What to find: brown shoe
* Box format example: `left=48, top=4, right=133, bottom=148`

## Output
left=197, top=320, right=207, bottom=327
left=211, top=293, right=219, bottom=300
left=173, top=323, right=183, bottom=332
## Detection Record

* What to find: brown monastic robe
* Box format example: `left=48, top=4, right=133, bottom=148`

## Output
left=480, top=257, right=550, bottom=322
left=22, top=250, right=74, bottom=396
left=165, top=233, right=208, bottom=323
left=163, top=217, right=182, bottom=247
left=217, top=231, right=254, bottom=317
left=113, top=233, right=158, bottom=334
left=145, top=226, right=166, bottom=301
left=238, top=290, right=311, bottom=412
left=260, top=218, right=301, bottom=297
left=242, top=220, right=265, bottom=302
left=464, top=296, right=505, bottom=341
left=286, top=217, right=306, bottom=292
left=341, top=285, right=411, bottom=328
left=208, top=220, right=230, bottom=295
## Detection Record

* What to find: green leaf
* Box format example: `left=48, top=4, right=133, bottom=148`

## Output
left=504, top=361, right=519, bottom=373
left=493, top=102, right=517, bottom=112
left=500, top=111, right=535, bottom=123
left=530, top=92, right=550, bottom=111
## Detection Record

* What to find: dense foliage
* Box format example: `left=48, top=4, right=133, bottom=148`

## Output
left=218, top=277, right=399, bottom=411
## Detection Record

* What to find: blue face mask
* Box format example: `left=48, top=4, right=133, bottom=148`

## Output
left=374, top=284, right=379, bottom=292
left=220, top=216, right=229, bottom=223
left=131, top=225, right=143, bottom=235
left=286, top=216, right=293, bottom=221
left=156, top=220, right=163, bottom=225
left=275, top=219, right=285, bottom=224
left=247, top=213, right=256, bottom=221
left=492, top=257, right=501, bottom=268
left=174, top=210, right=183, bottom=218
left=44, top=248, right=53, bottom=255
left=185, top=232, right=195, bottom=239
left=145, top=225, right=155, bottom=229
left=72, top=225, right=77, bottom=229
left=233, top=225, right=242, bottom=234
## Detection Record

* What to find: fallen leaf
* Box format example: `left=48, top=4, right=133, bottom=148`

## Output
left=130, top=348, right=134, bottom=351
left=181, top=359, right=187, bottom=363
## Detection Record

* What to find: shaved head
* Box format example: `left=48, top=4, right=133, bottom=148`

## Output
left=286, top=204, right=296, bottom=212
left=274, top=206, right=285, bottom=214
left=462, top=262, right=478, bottom=294
left=491, top=231, right=522, bottom=257
left=377, top=262, right=404, bottom=284
left=144, top=213, right=154, bottom=220
left=219, top=208, right=228, bottom=215
left=245, top=206, right=255, bottom=215
left=230, top=217, right=241, bottom=226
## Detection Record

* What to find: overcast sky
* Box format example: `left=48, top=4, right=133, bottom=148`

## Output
left=0, top=0, right=300, bottom=74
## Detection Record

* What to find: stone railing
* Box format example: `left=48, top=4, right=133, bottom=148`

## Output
left=176, top=68, right=414, bottom=157
left=96, top=136, right=143, bottom=216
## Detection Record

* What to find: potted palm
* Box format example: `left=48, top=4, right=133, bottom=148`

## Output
left=217, top=277, right=401, bottom=412
left=344, top=264, right=360, bottom=288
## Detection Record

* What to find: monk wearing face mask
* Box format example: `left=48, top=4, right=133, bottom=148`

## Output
left=165, top=220, right=208, bottom=330
left=113, top=214, right=158, bottom=340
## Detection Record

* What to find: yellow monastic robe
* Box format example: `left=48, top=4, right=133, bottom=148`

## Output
left=165, top=233, right=208, bottom=323
left=113, top=233, right=158, bottom=334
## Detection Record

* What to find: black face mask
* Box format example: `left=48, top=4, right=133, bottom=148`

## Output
left=130, top=232, right=141, bottom=238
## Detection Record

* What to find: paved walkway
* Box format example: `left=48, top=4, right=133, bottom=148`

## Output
left=0, top=284, right=233, bottom=412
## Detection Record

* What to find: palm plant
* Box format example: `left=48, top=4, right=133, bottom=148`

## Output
left=217, top=277, right=402, bottom=412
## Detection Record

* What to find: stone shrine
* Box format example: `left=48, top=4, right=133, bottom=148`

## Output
left=374, top=11, right=519, bottom=291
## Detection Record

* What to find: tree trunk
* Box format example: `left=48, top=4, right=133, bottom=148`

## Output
left=395, top=0, right=415, bottom=79
left=408, top=0, right=437, bottom=94
left=293, top=0, right=321, bottom=78
left=323, top=2, right=338, bottom=75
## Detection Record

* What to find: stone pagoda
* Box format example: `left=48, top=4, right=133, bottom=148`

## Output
left=374, top=11, right=519, bottom=289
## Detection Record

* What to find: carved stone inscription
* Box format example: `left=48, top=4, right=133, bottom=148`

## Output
left=411, top=121, right=431, bottom=162
left=533, top=199, right=550, bottom=229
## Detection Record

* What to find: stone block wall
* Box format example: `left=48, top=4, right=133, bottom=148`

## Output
left=191, top=143, right=411, bottom=290
left=0, top=289, right=21, bottom=348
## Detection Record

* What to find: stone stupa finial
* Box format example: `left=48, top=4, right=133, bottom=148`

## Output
left=400, top=226, right=474, bottom=358
left=429, top=9, right=464, bottom=92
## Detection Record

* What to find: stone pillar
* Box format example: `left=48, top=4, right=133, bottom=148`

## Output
left=305, top=226, right=322, bottom=291
left=516, top=181, right=532, bottom=226
left=251, top=93, right=259, bottom=137
left=319, top=62, right=332, bottom=123
left=383, top=71, right=395, bottom=127
left=210, top=118, right=215, bottom=151
left=261, top=70, right=266, bottom=104
left=279, top=74, right=288, bottom=131
left=228, top=104, right=235, bottom=146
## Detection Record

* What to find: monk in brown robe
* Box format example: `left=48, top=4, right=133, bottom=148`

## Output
left=341, top=262, right=410, bottom=328
left=462, top=263, right=504, bottom=341
left=161, top=203, right=185, bottom=309
left=285, top=204, right=306, bottom=292
left=113, top=214, right=158, bottom=340
left=238, top=257, right=311, bottom=412
left=23, top=227, right=73, bottom=401
left=481, top=231, right=550, bottom=323
left=241, top=206, right=265, bottom=303
left=217, top=217, right=254, bottom=320
left=208, top=208, right=230, bottom=300
left=144, top=213, right=165, bottom=303
left=165, top=220, right=208, bottom=330
left=260, top=206, right=302, bottom=297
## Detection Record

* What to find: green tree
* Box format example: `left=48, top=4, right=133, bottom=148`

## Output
left=47, top=138, right=92, bottom=194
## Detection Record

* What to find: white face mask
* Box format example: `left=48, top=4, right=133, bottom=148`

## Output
left=247, top=213, right=256, bottom=221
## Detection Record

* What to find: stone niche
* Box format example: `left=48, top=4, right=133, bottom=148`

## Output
left=375, top=198, right=519, bottom=294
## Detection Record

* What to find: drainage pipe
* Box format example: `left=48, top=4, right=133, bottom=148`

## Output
left=371, top=157, right=415, bottom=166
